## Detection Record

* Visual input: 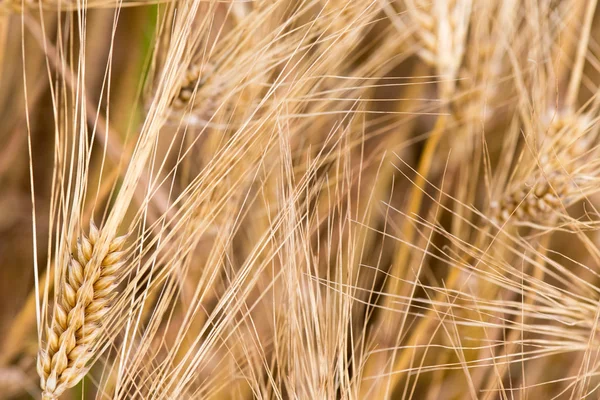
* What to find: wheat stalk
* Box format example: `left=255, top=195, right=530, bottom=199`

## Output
left=36, top=222, right=127, bottom=400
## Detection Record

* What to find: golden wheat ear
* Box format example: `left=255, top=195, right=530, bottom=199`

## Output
left=407, top=0, right=472, bottom=99
left=490, top=112, right=595, bottom=226
left=37, top=221, right=128, bottom=400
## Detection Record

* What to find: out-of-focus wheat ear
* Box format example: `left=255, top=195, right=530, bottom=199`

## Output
left=165, top=58, right=224, bottom=127
left=490, top=174, right=567, bottom=225
left=170, top=63, right=204, bottom=110
left=539, top=109, right=594, bottom=165
left=36, top=221, right=128, bottom=400
left=491, top=111, right=594, bottom=226
left=170, top=61, right=217, bottom=112
left=406, top=0, right=472, bottom=99
left=452, top=0, right=517, bottom=122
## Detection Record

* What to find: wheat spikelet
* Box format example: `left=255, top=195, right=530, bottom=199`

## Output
left=169, top=60, right=223, bottom=126
left=36, top=222, right=128, bottom=400
left=539, top=109, right=594, bottom=163
left=491, top=172, right=568, bottom=224
left=406, top=0, right=472, bottom=98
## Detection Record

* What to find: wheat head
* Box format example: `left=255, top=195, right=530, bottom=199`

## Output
left=491, top=111, right=594, bottom=225
left=406, top=0, right=472, bottom=99
left=171, top=62, right=216, bottom=111
left=36, top=222, right=127, bottom=400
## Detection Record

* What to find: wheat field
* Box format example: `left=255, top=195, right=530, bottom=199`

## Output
left=1, top=0, right=600, bottom=399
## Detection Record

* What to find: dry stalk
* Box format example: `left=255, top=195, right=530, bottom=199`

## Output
left=37, top=222, right=127, bottom=400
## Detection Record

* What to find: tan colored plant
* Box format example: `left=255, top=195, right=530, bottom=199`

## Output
left=1, top=1, right=600, bottom=399
left=37, top=223, right=127, bottom=399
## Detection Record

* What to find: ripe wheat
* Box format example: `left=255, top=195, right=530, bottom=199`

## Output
left=491, top=111, right=595, bottom=226
left=1, top=1, right=599, bottom=399
left=37, top=223, right=127, bottom=400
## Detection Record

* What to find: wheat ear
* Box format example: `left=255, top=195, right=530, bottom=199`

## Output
left=491, top=112, right=594, bottom=225
left=453, top=1, right=517, bottom=122
left=37, top=222, right=127, bottom=400
left=172, top=63, right=206, bottom=110
left=406, top=0, right=472, bottom=99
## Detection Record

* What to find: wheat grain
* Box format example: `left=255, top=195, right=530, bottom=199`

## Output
left=36, top=222, right=127, bottom=400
